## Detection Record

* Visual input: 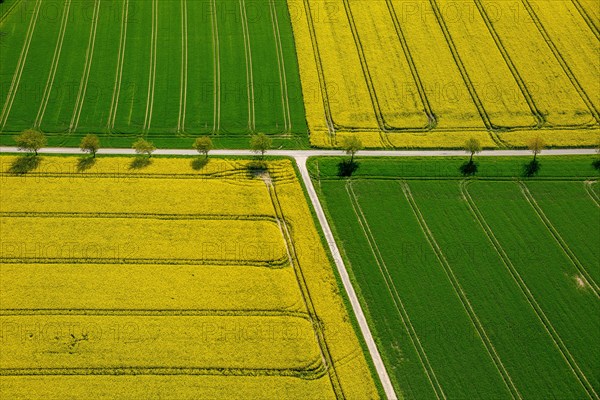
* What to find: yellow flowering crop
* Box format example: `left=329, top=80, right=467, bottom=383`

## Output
left=288, top=0, right=599, bottom=148
left=1, top=217, right=287, bottom=266
left=0, top=156, right=379, bottom=398
left=1, top=264, right=304, bottom=313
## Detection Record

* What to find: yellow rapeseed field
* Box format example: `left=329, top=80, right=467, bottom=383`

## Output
left=288, top=0, right=600, bottom=148
left=0, top=156, right=379, bottom=399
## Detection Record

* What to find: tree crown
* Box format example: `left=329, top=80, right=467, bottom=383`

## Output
left=342, top=135, right=363, bottom=156
left=464, top=137, right=482, bottom=155
left=132, top=138, right=156, bottom=156
left=527, top=136, right=545, bottom=155
left=80, top=134, right=100, bottom=154
left=15, top=129, right=46, bottom=154
left=193, top=136, right=213, bottom=154
left=250, top=133, right=272, bottom=155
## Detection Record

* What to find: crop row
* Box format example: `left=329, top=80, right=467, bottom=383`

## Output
left=0, top=0, right=306, bottom=139
left=318, top=177, right=599, bottom=398
left=292, top=0, right=599, bottom=147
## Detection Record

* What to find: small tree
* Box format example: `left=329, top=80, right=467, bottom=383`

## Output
left=464, top=137, right=481, bottom=163
left=15, top=129, right=46, bottom=155
left=193, top=136, right=213, bottom=159
left=80, top=134, right=100, bottom=157
left=342, top=135, right=363, bottom=164
left=250, top=133, right=272, bottom=159
left=132, top=138, right=156, bottom=158
left=528, top=135, right=545, bottom=162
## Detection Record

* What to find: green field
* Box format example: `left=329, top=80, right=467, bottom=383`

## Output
left=0, top=0, right=307, bottom=148
left=311, top=156, right=600, bottom=399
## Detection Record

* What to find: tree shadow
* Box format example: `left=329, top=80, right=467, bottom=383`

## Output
left=593, top=159, right=600, bottom=171
left=338, top=160, right=359, bottom=177
left=523, top=160, right=541, bottom=177
left=459, top=161, right=478, bottom=176
left=76, top=157, right=96, bottom=172
left=129, top=157, right=152, bottom=170
left=246, top=160, right=269, bottom=179
left=191, top=157, right=209, bottom=171
left=8, top=155, right=41, bottom=175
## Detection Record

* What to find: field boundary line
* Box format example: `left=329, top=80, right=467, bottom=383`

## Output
left=518, top=181, right=600, bottom=296
left=570, top=0, right=600, bottom=40
left=177, top=0, right=188, bottom=134
left=0, top=211, right=278, bottom=222
left=584, top=181, right=600, bottom=207
left=210, top=0, right=221, bottom=133
left=69, top=0, right=101, bottom=133
left=460, top=180, right=598, bottom=399
left=473, top=0, right=544, bottom=128
left=269, top=0, right=291, bottom=134
left=0, top=309, right=311, bottom=318
left=0, top=257, right=290, bottom=268
left=340, top=0, right=393, bottom=148
left=239, top=0, right=255, bottom=132
left=0, top=0, right=42, bottom=131
left=265, top=178, right=344, bottom=398
left=385, top=0, right=436, bottom=130
left=107, top=0, right=129, bottom=131
left=0, top=0, right=22, bottom=24
left=401, top=181, right=522, bottom=399
left=34, top=0, right=72, bottom=129
left=521, top=0, right=600, bottom=124
left=426, top=0, right=511, bottom=146
left=346, top=181, right=445, bottom=400
left=0, top=364, right=326, bottom=379
left=301, top=0, right=336, bottom=143
left=143, top=0, right=158, bottom=132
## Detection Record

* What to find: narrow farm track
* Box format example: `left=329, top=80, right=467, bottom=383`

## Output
left=265, top=180, right=344, bottom=398
left=211, top=0, right=221, bottom=133
left=143, top=0, right=159, bottom=133
left=340, top=0, right=393, bottom=148
left=0, top=0, right=22, bottom=24
left=384, top=0, right=436, bottom=130
left=572, top=0, right=600, bottom=39
left=269, top=0, right=291, bottom=133
left=0, top=0, right=42, bottom=131
left=301, top=0, right=337, bottom=143
left=69, top=0, right=101, bottom=133
left=401, top=181, right=522, bottom=400
left=346, top=182, right=445, bottom=400
left=426, top=0, right=504, bottom=147
left=239, top=0, right=255, bottom=132
left=34, top=0, right=71, bottom=129
left=460, top=180, right=598, bottom=400
left=473, top=0, right=544, bottom=129
left=519, top=182, right=600, bottom=296
left=584, top=181, right=600, bottom=206
left=177, top=0, right=188, bottom=134
left=107, top=0, right=129, bottom=131
left=521, top=0, right=600, bottom=124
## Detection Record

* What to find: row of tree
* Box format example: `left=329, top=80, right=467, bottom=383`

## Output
left=12, top=130, right=599, bottom=175
left=13, top=130, right=274, bottom=159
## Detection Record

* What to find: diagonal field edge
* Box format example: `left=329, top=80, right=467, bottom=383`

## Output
left=295, top=156, right=397, bottom=400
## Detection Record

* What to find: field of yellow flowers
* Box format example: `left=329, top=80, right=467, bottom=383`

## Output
left=289, top=0, right=600, bottom=148
left=0, top=156, right=379, bottom=399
